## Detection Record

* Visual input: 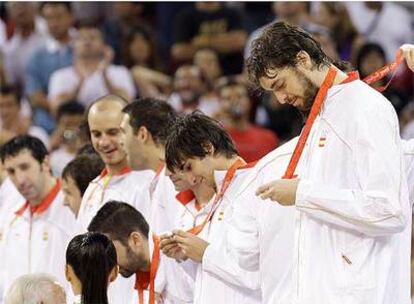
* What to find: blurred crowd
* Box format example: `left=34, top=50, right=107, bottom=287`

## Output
left=0, top=1, right=413, bottom=175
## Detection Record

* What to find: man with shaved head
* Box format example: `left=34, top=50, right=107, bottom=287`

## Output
left=76, top=94, right=154, bottom=304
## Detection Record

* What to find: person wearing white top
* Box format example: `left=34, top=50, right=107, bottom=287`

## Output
left=402, top=138, right=414, bottom=205
left=345, top=2, right=412, bottom=61
left=201, top=137, right=298, bottom=304
left=120, top=98, right=186, bottom=235
left=3, top=3, right=47, bottom=86
left=0, top=135, right=76, bottom=303
left=247, top=22, right=411, bottom=303
left=48, top=22, right=135, bottom=112
left=120, top=98, right=193, bottom=303
left=0, top=86, right=50, bottom=149
left=161, top=113, right=261, bottom=304
left=76, top=96, right=154, bottom=304
left=160, top=169, right=216, bottom=303
left=88, top=201, right=180, bottom=304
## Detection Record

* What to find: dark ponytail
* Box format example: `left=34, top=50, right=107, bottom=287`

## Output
left=66, top=232, right=117, bottom=304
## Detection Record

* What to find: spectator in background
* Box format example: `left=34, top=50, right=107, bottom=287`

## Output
left=65, top=232, right=118, bottom=304
left=102, top=2, right=148, bottom=65
left=245, top=2, right=322, bottom=59
left=0, top=86, right=49, bottom=147
left=345, top=2, right=412, bottom=61
left=356, top=42, right=409, bottom=115
left=49, top=101, right=85, bottom=176
left=4, top=273, right=66, bottom=304
left=25, top=2, right=75, bottom=134
left=194, top=48, right=223, bottom=93
left=313, top=2, right=364, bottom=63
left=126, top=26, right=172, bottom=98
left=310, top=28, right=339, bottom=62
left=48, top=21, right=135, bottom=112
left=0, top=18, right=6, bottom=50
left=61, top=153, right=104, bottom=217
left=172, top=2, right=247, bottom=75
left=215, top=76, right=278, bottom=162
left=3, top=2, right=47, bottom=88
left=168, top=64, right=220, bottom=116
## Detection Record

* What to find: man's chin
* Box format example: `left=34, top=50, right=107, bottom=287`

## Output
left=120, top=270, right=135, bottom=278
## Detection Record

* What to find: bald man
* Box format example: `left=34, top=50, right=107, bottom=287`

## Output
left=76, top=95, right=154, bottom=304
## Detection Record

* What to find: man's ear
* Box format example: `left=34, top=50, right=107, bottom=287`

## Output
left=109, top=265, right=119, bottom=283
left=296, top=50, right=313, bottom=70
left=65, top=264, right=72, bottom=282
left=202, top=142, right=215, bottom=156
left=137, top=126, right=149, bottom=143
left=128, top=231, right=144, bottom=250
left=41, top=155, right=52, bottom=174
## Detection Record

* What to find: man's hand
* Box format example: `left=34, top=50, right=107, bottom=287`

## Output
left=401, top=44, right=414, bottom=72
left=98, top=46, right=114, bottom=72
left=159, top=233, right=187, bottom=261
left=255, top=178, right=300, bottom=206
left=172, top=230, right=209, bottom=263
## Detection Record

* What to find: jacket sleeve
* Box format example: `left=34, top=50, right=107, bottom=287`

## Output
left=296, top=103, right=410, bottom=237
left=201, top=187, right=261, bottom=290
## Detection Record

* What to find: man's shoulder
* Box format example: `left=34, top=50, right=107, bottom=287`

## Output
left=125, top=170, right=155, bottom=183
left=330, top=80, right=394, bottom=115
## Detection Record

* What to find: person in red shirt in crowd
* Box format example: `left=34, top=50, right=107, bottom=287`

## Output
left=214, top=76, right=278, bottom=162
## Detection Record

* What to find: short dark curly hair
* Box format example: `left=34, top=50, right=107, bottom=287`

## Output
left=246, top=21, right=332, bottom=88
left=165, top=112, right=238, bottom=172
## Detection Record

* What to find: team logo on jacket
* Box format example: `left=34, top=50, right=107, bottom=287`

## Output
left=318, top=130, right=328, bottom=147
left=43, top=231, right=48, bottom=241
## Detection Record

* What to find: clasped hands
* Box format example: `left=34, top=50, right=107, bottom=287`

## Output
left=160, top=230, right=209, bottom=263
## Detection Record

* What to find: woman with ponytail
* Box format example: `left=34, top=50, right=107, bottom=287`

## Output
left=65, top=232, right=118, bottom=304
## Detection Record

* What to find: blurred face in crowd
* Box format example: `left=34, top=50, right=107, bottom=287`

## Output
left=88, top=103, right=127, bottom=168
left=259, top=65, right=318, bottom=112
left=195, top=2, right=221, bottom=12
left=219, top=84, right=250, bottom=121
left=174, top=66, right=204, bottom=106
left=360, top=50, right=385, bottom=77
left=314, top=3, right=338, bottom=29
left=114, top=2, right=143, bottom=20
left=0, top=93, right=20, bottom=127
left=62, top=175, right=82, bottom=216
left=58, top=113, right=84, bottom=149
left=42, top=3, right=73, bottom=41
left=312, top=32, right=339, bottom=62
left=194, top=49, right=222, bottom=82
left=3, top=149, right=50, bottom=204
left=112, top=233, right=150, bottom=277
left=75, top=27, right=105, bottom=59
left=129, top=33, right=152, bottom=66
left=7, top=2, right=36, bottom=29
left=272, top=2, right=307, bottom=23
